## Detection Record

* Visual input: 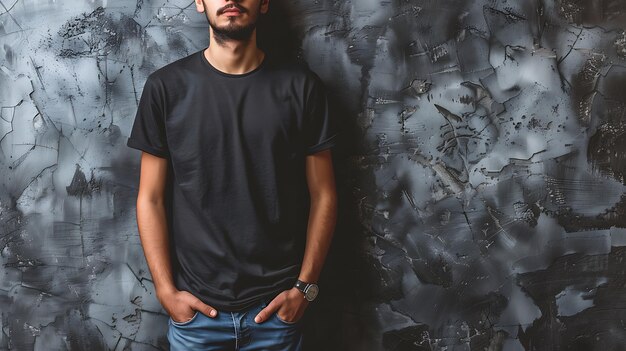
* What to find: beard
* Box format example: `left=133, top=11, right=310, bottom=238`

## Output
left=210, top=20, right=257, bottom=44
left=205, top=1, right=263, bottom=45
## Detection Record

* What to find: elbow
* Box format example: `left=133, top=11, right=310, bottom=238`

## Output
left=136, top=192, right=166, bottom=209
left=309, top=188, right=337, bottom=207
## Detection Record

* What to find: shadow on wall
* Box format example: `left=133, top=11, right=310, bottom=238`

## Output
left=257, top=1, right=301, bottom=64
left=258, top=3, right=372, bottom=350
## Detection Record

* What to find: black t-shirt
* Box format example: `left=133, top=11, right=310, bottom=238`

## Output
left=126, top=48, right=338, bottom=311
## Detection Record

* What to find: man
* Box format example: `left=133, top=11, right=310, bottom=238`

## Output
left=126, top=0, right=338, bottom=349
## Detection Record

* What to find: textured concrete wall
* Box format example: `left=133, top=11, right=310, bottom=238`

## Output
left=2, top=0, right=626, bottom=350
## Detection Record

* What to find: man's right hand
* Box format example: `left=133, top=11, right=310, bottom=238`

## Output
left=157, top=288, right=219, bottom=321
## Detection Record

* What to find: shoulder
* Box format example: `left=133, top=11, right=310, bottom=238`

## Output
left=147, top=50, right=200, bottom=84
left=261, top=57, right=330, bottom=109
left=142, top=50, right=202, bottom=97
left=263, top=54, right=326, bottom=91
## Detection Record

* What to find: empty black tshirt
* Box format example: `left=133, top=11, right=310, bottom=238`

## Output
left=126, top=48, right=338, bottom=311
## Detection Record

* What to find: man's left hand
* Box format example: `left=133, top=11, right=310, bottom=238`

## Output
left=254, top=287, right=309, bottom=323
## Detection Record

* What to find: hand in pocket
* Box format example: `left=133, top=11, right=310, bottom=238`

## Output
left=158, top=288, right=219, bottom=322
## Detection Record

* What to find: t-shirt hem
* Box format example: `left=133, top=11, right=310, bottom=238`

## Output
left=127, top=137, right=170, bottom=158
left=305, top=133, right=338, bottom=155
left=193, top=281, right=295, bottom=312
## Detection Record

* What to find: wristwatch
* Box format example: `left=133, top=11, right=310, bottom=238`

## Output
left=294, top=279, right=319, bottom=301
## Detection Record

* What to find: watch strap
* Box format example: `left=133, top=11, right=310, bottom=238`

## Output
left=294, top=279, right=310, bottom=292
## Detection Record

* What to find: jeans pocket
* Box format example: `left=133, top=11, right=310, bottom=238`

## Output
left=170, top=311, right=199, bottom=326
left=273, top=311, right=300, bottom=325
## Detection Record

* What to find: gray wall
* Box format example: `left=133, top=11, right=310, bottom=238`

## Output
left=2, top=0, right=626, bottom=350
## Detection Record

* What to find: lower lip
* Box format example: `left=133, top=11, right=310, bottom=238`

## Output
left=223, top=11, right=242, bottom=16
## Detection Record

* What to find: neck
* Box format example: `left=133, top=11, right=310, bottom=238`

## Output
left=205, top=29, right=265, bottom=75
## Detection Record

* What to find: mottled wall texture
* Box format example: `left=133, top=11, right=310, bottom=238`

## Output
left=2, top=0, right=626, bottom=350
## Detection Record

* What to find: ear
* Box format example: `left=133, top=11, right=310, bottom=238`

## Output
left=195, top=0, right=205, bottom=13
left=260, top=0, right=269, bottom=14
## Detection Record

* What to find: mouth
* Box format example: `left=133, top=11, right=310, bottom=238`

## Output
left=221, top=7, right=244, bottom=15
left=223, top=11, right=242, bottom=15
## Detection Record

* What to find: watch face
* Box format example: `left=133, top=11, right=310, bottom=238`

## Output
left=305, top=284, right=319, bottom=301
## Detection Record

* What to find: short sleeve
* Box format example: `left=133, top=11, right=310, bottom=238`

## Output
left=303, top=74, right=338, bottom=155
left=126, top=75, right=169, bottom=158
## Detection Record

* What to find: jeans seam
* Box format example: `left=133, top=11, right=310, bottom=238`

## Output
left=230, top=312, right=238, bottom=350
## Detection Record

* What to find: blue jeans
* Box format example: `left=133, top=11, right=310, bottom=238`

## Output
left=167, top=296, right=304, bottom=350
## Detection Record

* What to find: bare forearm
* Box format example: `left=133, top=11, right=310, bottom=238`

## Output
left=136, top=199, right=176, bottom=296
left=298, top=193, right=338, bottom=283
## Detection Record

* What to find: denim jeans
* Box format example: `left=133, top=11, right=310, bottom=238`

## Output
left=167, top=296, right=304, bottom=350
